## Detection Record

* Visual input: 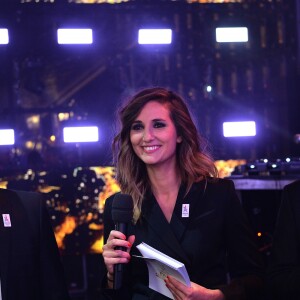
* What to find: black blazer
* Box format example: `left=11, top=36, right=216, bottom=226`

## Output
left=267, top=179, right=300, bottom=300
left=102, top=178, right=265, bottom=300
left=0, top=188, right=70, bottom=300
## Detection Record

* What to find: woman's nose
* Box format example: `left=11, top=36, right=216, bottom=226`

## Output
left=142, top=128, right=154, bottom=142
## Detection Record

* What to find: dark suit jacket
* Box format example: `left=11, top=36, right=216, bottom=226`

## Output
left=267, top=179, right=300, bottom=300
left=0, top=188, right=70, bottom=300
left=102, top=178, right=265, bottom=300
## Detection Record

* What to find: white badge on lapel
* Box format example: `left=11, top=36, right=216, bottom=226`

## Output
left=182, top=204, right=190, bottom=218
left=2, top=214, right=11, bottom=227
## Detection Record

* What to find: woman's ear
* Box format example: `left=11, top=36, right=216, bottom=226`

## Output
left=177, top=136, right=183, bottom=143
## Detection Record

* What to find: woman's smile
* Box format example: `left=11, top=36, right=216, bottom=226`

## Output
left=142, top=145, right=161, bottom=153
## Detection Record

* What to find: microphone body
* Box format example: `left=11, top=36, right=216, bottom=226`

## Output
left=113, top=222, right=128, bottom=289
left=111, top=194, right=133, bottom=290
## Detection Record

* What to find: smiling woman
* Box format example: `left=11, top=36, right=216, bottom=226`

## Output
left=100, top=87, right=265, bottom=300
left=129, top=101, right=182, bottom=168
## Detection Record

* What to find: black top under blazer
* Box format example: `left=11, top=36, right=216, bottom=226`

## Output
left=0, top=188, right=70, bottom=300
left=102, top=178, right=265, bottom=300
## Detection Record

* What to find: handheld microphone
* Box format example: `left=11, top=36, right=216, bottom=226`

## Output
left=111, top=193, right=133, bottom=290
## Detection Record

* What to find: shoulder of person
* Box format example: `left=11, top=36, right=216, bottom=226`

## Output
left=192, top=178, right=236, bottom=199
left=104, top=192, right=121, bottom=207
left=205, top=177, right=235, bottom=189
left=0, top=188, right=44, bottom=227
left=0, top=187, right=42, bottom=203
left=284, top=179, right=300, bottom=193
left=13, top=189, right=45, bottom=210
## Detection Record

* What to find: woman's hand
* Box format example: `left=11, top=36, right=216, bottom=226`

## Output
left=165, top=276, right=224, bottom=300
left=102, top=230, right=135, bottom=276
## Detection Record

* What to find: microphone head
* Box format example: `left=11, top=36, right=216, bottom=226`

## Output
left=112, top=193, right=133, bottom=223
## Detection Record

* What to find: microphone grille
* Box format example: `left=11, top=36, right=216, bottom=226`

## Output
left=112, top=193, right=133, bottom=223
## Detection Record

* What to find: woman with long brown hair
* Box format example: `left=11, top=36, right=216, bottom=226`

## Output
left=102, top=87, right=264, bottom=300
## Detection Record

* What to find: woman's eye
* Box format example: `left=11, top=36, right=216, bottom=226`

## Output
left=131, top=123, right=143, bottom=131
left=154, top=121, right=166, bottom=128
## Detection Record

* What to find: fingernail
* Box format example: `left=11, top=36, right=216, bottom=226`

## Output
left=128, top=242, right=131, bottom=247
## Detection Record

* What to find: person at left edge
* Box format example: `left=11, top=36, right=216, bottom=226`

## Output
left=0, top=188, right=70, bottom=300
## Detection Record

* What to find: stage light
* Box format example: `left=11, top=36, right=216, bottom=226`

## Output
left=223, top=121, right=256, bottom=137
left=267, top=159, right=283, bottom=175
left=63, top=126, right=99, bottom=143
left=216, top=27, right=248, bottom=43
left=0, top=28, right=9, bottom=44
left=58, top=112, right=71, bottom=122
left=245, top=159, right=268, bottom=176
left=282, top=157, right=300, bottom=175
left=294, top=134, right=300, bottom=144
left=25, top=141, right=34, bottom=149
left=57, top=29, right=93, bottom=44
left=206, top=85, right=212, bottom=93
left=138, top=29, right=172, bottom=44
left=26, top=115, right=40, bottom=129
left=0, top=129, right=15, bottom=145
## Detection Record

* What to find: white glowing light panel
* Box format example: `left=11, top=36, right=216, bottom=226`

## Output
left=57, top=29, right=93, bottom=44
left=216, top=27, right=248, bottom=43
left=223, top=121, right=256, bottom=137
left=0, top=129, right=15, bottom=145
left=138, top=29, right=172, bottom=44
left=63, top=126, right=99, bottom=143
left=0, top=29, right=9, bottom=44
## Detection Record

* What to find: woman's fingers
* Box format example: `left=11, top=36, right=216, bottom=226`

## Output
left=102, top=231, right=135, bottom=274
left=106, top=238, right=131, bottom=250
left=106, top=230, right=127, bottom=242
left=104, top=253, right=130, bottom=264
left=127, top=235, right=135, bottom=252
left=102, top=244, right=130, bottom=274
left=104, top=230, right=131, bottom=250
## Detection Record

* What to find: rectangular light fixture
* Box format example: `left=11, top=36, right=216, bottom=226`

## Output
left=57, top=28, right=93, bottom=44
left=138, top=29, right=172, bottom=44
left=0, top=28, right=9, bottom=45
left=63, top=126, right=99, bottom=143
left=223, top=121, right=256, bottom=137
left=0, top=129, right=15, bottom=145
left=216, top=27, right=248, bottom=43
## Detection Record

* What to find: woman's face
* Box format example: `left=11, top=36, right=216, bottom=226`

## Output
left=130, top=101, right=182, bottom=168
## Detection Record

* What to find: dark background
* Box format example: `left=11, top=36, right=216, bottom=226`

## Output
left=0, top=1, right=300, bottom=299
left=0, top=0, right=299, bottom=168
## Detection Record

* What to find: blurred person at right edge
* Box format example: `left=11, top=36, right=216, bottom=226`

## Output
left=267, top=179, right=300, bottom=300
left=101, top=87, right=265, bottom=300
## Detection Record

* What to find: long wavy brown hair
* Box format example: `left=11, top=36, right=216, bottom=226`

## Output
left=112, top=87, right=218, bottom=223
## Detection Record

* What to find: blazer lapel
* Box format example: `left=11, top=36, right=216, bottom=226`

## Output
left=141, top=191, right=191, bottom=266
left=171, top=180, right=207, bottom=242
left=139, top=180, right=208, bottom=268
